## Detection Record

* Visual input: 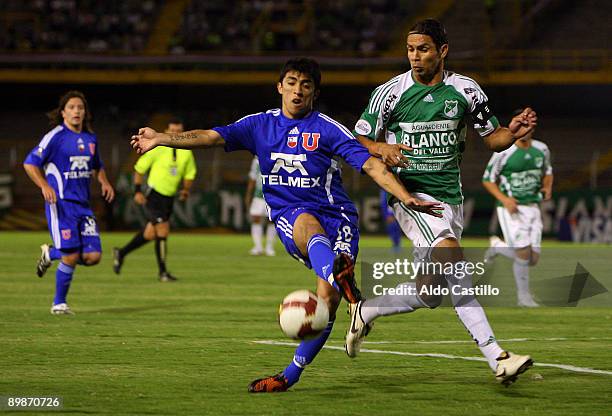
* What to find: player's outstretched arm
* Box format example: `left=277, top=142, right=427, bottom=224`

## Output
left=484, top=107, right=537, bottom=152
left=131, top=127, right=225, bottom=154
left=356, top=135, right=411, bottom=168
left=362, top=156, right=443, bottom=217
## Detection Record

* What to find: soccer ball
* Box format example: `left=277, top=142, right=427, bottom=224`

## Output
left=278, top=290, right=329, bottom=340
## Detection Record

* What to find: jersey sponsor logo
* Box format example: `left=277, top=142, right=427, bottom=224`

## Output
left=270, top=153, right=309, bottom=175
left=61, top=229, right=71, bottom=240
left=399, top=120, right=460, bottom=133
left=382, top=93, right=398, bottom=123
left=301, top=133, right=320, bottom=151
left=443, top=100, right=459, bottom=118
left=65, top=155, right=92, bottom=179
left=355, top=119, right=372, bottom=135
left=81, top=217, right=98, bottom=237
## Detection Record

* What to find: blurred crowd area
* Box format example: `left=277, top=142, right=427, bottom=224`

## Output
left=0, top=0, right=160, bottom=53
left=0, top=0, right=608, bottom=56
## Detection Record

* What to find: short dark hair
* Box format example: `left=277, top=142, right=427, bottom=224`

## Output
left=408, top=19, right=448, bottom=50
left=279, top=57, right=321, bottom=90
left=47, top=90, right=94, bottom=133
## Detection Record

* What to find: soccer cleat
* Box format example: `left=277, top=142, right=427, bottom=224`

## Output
left=36, top=244, right=53, bottom=278
left=265, top=247, right=276, bottom=257
left=249, top=247, right=263, bottom=256
left=495, top=351, right=533, bottom=386
left=112, top=247, right=123, bottom=275
left=518, top=295, right=540, bottom=308
left=345, top=300, right=373, bottom=358
left=50, top=303, right=74, bottom=315
left=247, top=373, right=289, bottom=393
left=484, top=236, right=503, bottom=264
left=159, top=271, right=178, bottom=282
left=332, top=253, right=362, bottom=304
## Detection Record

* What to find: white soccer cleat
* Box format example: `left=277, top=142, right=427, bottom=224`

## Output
left=518, top=295, right=540, bottom=308
left=484, top=236, right=503, bottom=264
left=495, top=351, right=533, bottom=386
left=249, top=248, right=263, bottom=256
left=37, top=244, right=53, bottom=278
left=265, top=247, right=276, bottom=257
left=345, top=300, right=373, bottom=358
left=50, top=303, right=74, bottom=315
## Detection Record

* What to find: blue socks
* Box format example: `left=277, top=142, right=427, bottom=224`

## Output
left=307, top=234, right=337, bottom=290
left=53, top=262, right=74, bottom=305
left=49, top=247, right=62, bottom=261
left=283, top=320, right=334, bottom=386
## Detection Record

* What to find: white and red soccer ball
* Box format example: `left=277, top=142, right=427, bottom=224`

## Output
left=278, top=290, right=329, bottom=340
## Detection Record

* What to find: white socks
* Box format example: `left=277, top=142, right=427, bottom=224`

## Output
left=265, top=223, right=276, bottom=252
left=360, top=282, right=427, bottom=324
left=251, top=223, right=263, bottom=251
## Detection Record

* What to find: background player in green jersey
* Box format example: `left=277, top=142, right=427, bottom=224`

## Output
left=113, top=118, right=197, bottom=282
left=245, top=156, right=277, bottom=256
left=482, top=109, right=553, bottom=307
left=349, top=19, right=538, bottom=385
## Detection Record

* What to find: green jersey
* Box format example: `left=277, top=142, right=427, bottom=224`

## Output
left=482, top=139, right=552, bottom=205
left=355, top=70, right=500, bottom=205
left=248, top=156, right=264, bottom=198
left=134, top=146, right=197, bottom=197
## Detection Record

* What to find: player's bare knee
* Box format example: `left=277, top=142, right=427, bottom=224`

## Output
left=83, top=252, right=101, bottom=265
left=529, top=251, right=540, bottom=266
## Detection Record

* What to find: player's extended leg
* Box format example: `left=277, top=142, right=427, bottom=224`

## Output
left=249, top=215, right=264, bottom=255
left=154, top=221, right=176, bottom=282
left=51, top=251, right=79, bottom=315
left=248, top=212, right=355, bottom=393
left=434, top=237, right=533, bottom=385
left=113, top=222, right=154, bottom=274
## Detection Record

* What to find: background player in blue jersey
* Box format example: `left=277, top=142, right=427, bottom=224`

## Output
left=380, top=189, right=402, bottom=252
left=130, top=58, right=442, bottom=392
left=24, top=90, right=115, bottom=315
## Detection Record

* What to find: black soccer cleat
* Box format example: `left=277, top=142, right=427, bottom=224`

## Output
left=159, top=271, right=178, bottom=282
left=248, top=373, right=289, bottom=393
left=112, top=247, right=123, bottom=275
left=332, top=253, right=362, bottom=304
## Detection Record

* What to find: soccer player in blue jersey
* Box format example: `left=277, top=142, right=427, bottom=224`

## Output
left=24, top=90, right=115, bottom=315
left=130, top=58, right=442, bottom=392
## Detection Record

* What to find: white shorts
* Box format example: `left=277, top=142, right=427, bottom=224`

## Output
left=249, top=197, right=268, bottom=217
left=497, top=204, right=542, bottom=251
left=392, top=192, right=464, bottom=258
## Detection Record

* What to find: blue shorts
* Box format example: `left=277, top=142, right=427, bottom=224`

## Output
left=45, top=199, right=101, bottom=253
left=275, top=207, right=360, bottom=269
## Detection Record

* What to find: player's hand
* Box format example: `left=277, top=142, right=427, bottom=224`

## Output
left=134, top=191, right=146, bottom=205
left=377, top=143, right=412, bottom=168
left=502, top=196, right=519, bottom=214
left=100, top=181, right=115, bottom=203
left=131, top=127, right=161, bottom=154
left=509, top=107, right=537, bottom=139
left=178, top=189, right=189, bottom=201
left=403, top=196, right=444, bottom=218
left=541, top=187, right=552, bottom=201
left=41, top=183, right=57, bottom=204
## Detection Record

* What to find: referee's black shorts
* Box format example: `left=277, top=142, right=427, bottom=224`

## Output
left=145, top=189, right=175, bottom=223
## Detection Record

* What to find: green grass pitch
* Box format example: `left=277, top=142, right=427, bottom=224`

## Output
left=1, top=232, right=610, bottom=415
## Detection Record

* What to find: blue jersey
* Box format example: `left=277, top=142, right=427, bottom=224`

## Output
left=24, top=123, right=103, bottom=204
left=214, top=109, right=371, bottom=222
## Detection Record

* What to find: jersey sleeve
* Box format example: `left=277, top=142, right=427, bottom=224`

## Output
left=248, top=157, right=259, bottom=181
left=183, top=151, right=197, bottom=180
left=134, top=150, right=154, bottom=174
left=482, top=152, right=503, bottom=183
left=326, top=119, right=371, bottom=172
left=213, top=113, right=260, bottom=154
left=461, top=78, right=500, bottom=137
left=23, top=126, right=62, bottom=167
left=353, top=78, right=399, bottom=140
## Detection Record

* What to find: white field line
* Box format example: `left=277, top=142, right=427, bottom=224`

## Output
left=356, top=337, right=612, bottom=344
left=253, top=340, right=612, bottom=376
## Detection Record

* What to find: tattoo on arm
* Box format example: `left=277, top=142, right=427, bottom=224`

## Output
left=169, top=132, right=200, bottom=142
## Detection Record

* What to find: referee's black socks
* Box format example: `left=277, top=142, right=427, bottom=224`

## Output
left=120, top=230, right=148, bottom=258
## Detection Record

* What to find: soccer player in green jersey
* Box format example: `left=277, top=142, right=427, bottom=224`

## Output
left=113, top=118, right=197, bottom=281
left=347, top=19, right=538, bottom=385
left=482, top=110, right=553, bottom=307
left=245, top=156, right=277, bottom=256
